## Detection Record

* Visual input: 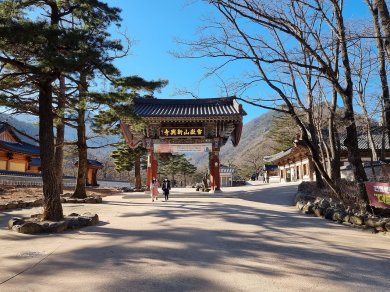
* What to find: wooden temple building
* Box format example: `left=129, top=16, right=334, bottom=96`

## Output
left=264, top=139, right=314, bottom=182
left=0, top=122, right=40, bottom=173
left=121, top=97, right=246, bottom=191
left=264, top=131, right=390, bottom=182
left=0, top=121, right=103, bottom=186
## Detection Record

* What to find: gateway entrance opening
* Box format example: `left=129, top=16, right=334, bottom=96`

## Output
left=120, top=97, right=246, bottom=192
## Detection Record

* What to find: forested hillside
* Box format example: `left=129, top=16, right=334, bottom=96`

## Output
left=190, top=110, right=298, bottom=178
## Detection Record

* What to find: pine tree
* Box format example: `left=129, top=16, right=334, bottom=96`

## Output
left=92, top=76, right=168, bottom=189
left=111, top=143, right=147, bottom=190
left=266, top=114, right=298, bottom=153
left=0, top=0, right=123, bottom=220
left=158, top=154, right=197, bottom=186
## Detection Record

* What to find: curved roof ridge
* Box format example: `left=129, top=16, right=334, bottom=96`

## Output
left=133, top=96, right=236, bottom=105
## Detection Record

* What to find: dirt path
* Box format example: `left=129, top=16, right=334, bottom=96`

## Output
left=0, top=183, right=389, bottom=291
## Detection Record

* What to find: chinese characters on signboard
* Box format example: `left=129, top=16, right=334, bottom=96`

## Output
left=160, top=127, right=204, bottom=138
left=364, top=182, right=390, bottom=209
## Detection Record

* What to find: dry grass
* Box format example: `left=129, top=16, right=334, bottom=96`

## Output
left=298, top=180, right=367, bottom=212
left=0, top=186, right=122, bottom=204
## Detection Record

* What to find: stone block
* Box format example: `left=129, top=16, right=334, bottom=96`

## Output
left=313, top=207, right=324, bottom=217
left=319, top=199, right=330, bottom=209
left=81, top=213, right=99, bottom=226
left=385, top=221, right=390, bottom=232
left=46, top=221, right=68, bottom=233
left=8, top=217, right=24, bottom=230
left=296, top=201, right=305, bottom=210
left=349, top=215, right=364, bottom=226
left=18, top=222, right=43, bottom=234
left=68, top=213, right=80, bottom=217
left=331, top=210, right=345, bottom=222
left=301, top=202, right=314, bottom=214
left=343, top=215, right=351, bottom=223
left=85, top=197, right=97, bottom=204
left=324, top=208, right=334, bottom=220
left=365, top=217, right=381, bottom=228
left=65, top=198, right=77, bottom=203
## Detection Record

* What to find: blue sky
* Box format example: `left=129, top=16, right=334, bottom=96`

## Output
left=106, top=0, right=371, bottom=124
left=106, top=0, right=260, bottom=123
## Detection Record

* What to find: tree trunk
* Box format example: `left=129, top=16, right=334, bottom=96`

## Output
left=328, top=89, right=341, bottom=181
left=134, top=152, right=142, bottom=190
left=368, top=1, right=390, bottom=148
left=367, top=123, right=379, bottom=162
left=381, top=104, right=387, bottom=160
left=333, top=1, right=368, bottom=202
left=72, top=72, right=88, bottom=199
left=329, top=120, right=341, bottom=181
left=374, top=0, right=390, bottom=61
left=307, top=120, right=325, bottom=188
left=39, top=80, right=63, bottom=221
left=55, top=75, right=66, bottom=194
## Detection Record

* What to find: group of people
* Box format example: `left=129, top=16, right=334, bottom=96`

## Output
left=150, top=178, right=171, bottom=202
left=250, top=172, right=269, bottom=183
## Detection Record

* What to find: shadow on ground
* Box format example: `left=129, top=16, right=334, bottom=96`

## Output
left=1, top=184, right=389, bottom=291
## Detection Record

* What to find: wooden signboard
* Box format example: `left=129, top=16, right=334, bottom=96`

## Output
left=160, top=127, right=204, bottom=138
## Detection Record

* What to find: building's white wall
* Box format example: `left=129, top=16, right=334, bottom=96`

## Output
left=220, top=173, right=233, bottom=187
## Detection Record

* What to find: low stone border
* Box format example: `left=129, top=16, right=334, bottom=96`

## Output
left=0, top=198, right=43, bottom=211
left=0, top=194, right=102, bottom=211
left=60, top=196, right=102, bottom=204
left=295, top=192, right=390, bottom=233
left=8, top=212, right=99, bottom=234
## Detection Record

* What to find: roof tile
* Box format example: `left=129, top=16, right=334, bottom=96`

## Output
left=133, top=97, right=246, bottom=118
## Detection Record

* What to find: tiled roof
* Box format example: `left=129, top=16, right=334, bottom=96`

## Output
left=0, top=122, right=22, bottom=143
left=356, top=132, right=390, bottom=150
left=0, top=140, right=40, bottom=156
left=264, top=147, right=293, bottom=163
left=133, top=97, right=246, bottom=118
left=265, top=131, right=390, bottom=164
left=220, top=164, right=235, bottom=173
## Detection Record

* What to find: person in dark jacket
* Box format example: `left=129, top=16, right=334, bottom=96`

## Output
left=162, top=178, right=171, bottom=201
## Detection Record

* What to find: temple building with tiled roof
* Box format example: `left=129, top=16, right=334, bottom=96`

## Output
left=75, top=159, right=104, bottom=186
left=0, top=122, right=104, bottom=184
left=0, top=122, right=40, bottom=172
left=264, top=131, right=390, bottom=183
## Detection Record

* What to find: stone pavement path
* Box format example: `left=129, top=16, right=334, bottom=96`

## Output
left=0, top=183, right=389, bottom=291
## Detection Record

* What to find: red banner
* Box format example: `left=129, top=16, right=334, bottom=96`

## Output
left=364, top=182, right=390, bottom=209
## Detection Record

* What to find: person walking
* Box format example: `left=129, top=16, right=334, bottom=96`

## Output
left=162, top=178, right=171, bottom=201
left=150, top=178, right=160, bottom=202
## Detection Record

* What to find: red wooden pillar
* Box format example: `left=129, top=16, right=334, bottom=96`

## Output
left=210, top=138, right=221, bottom=192
left=146, top=149, right=154, bottom=191
left=152, top=155, right=158, bottom=181
left=214, top=152, right=221, bottom=191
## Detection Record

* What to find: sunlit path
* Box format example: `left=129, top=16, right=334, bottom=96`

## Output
left=1, top=183, right=389, bottom=291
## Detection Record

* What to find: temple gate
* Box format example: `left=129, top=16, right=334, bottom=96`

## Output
left=120, top=97, right=246, bottom=192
